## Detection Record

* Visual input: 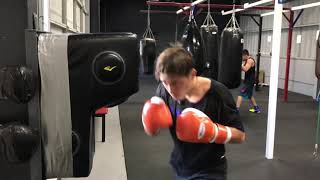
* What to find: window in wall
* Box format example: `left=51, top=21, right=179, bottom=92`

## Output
left=49, top=0, right=89, bottom=33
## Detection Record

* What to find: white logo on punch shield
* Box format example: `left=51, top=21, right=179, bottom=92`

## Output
left=198, top=122, right=206, bottom=139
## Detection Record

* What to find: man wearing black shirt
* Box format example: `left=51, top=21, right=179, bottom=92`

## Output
left=142, top=47, right=245, bottom=180
left=236, top=49, right=261, bottom=113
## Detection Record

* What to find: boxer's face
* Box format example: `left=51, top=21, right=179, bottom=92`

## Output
left=242, top=54, right=248, bottom=61
left=159, top=69, right=196, bottom=101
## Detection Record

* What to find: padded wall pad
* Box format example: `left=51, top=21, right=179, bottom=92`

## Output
left=38, top=33, right=139, bottom=178
left=38, top=34, right=74, bottom=178
left=67, top=33, right=139, bottom=177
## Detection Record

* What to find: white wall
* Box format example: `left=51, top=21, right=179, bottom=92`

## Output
left=240, top=0, right=320, bottom=98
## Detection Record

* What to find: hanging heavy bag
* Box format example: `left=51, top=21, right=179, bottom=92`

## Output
left=140, top=5, right=156, bottom=75
left=315, top=32, right=320, bottom=79
left=140, top=38, right=156, bottom=74
left=181, top=9, right=205, bottom=75
left=218, top=14, right=243, bottom=89
left=200, top=25, right=219, bottom=79
left=200, top=5, right=219, bottom=80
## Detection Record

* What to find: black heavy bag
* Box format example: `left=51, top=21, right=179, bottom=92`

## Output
left=0, top=124, right=38, bottom=163
left=218, top=27, right=243, bottom=89
left=140, top=38, right=156, bottom=74
left=316, top=33, right=320, bottom=79
left=200, top=24, right=219, bottom=80
left=181, top=15, right=205, bottom=75
left=140, top=5, right=156, bottom=75
left=0, top=66, right=35, bottom=104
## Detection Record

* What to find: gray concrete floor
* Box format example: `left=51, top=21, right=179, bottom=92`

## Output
left=120, top=76, right=320, bottom=180
left=50, top=76, right=320, bottom=180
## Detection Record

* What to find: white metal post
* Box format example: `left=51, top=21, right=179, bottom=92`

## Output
left=42, top=0, right=50, bottom=32
left=265, top=0, right=283, bottom=159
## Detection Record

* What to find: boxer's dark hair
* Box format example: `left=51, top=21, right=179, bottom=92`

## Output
left=154, top=47, right=193, bottom=81
left=242, top=49, right=249, bottom=56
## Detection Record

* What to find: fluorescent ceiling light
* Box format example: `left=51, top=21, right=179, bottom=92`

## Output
left=260, top=11, right=275, bottom=16
left=291, top=2, right=320, bottom=11
left=176, top=0, right=207, bottom=14
left=222, top=0, right=273, bottom=16
left=260, top=10, right=289, bottom=17
left=191, top=0, right=207, bottom=6
left=221, top=8, right=244, bottom=15
left=244, top=0, right=273, bottom=9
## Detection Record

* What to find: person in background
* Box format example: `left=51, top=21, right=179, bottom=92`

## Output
left=236, top=49, right=261, bottom=113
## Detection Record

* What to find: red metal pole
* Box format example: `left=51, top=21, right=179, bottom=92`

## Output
left=146, top=1, right=290, bottom=10
left=147, top=1, right=241, bottom=9
left=284, top=11, right=294, bottom=102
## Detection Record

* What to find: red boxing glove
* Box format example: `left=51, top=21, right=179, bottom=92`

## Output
left=176, top=108, right=232, bottom=144
left=142, top=96, right=173, bottom=136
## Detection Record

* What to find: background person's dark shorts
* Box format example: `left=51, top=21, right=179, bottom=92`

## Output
left=239, top=83, right=254, bottom=99
left=175, top=173, right=226, bottom=180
